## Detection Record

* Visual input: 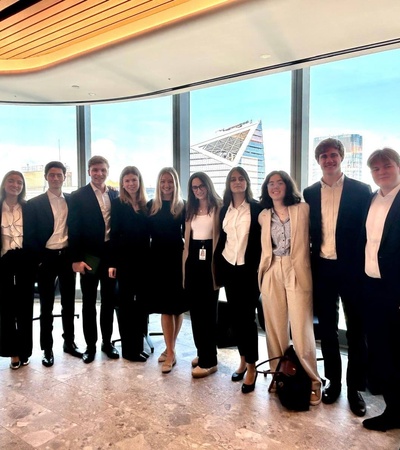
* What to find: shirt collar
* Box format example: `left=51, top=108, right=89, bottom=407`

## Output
left=320, top=173, right=345, bottom=189
left=228, top=199, right=247, bottom=211
left=378, top=182, right=400, bottom=199
left=47, top=190, right=65, bottom=200
left=90, top=182, right=108, bottom=194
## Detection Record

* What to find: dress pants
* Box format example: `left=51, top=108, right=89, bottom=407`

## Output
left=363, top=276, right=400, bottom=416
left=221, top=258, right=259, bottom=364
left=117, top=270, right=147, bottom=358
left=80, top=250, right=117, bottom=350
left=0, top=249, right=34, bottom=359
left=38, top=248, right=76, bottom=350
left=261, top=256, right=320, bottom=390
left=313, top=257, right=367, bottom=390
left=186, top=239, right=218, bottom=368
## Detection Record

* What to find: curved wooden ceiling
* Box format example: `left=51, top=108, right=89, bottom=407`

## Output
left=0, top=0, right=231, bottom=73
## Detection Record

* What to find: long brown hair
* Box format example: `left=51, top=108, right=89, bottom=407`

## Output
left=186, top=172, right=221, bottom=221
left=0, top=171, right=26, bottom=203
left=118, top=166, right=147, bottom=212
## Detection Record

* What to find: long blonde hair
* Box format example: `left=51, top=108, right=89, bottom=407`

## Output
left=118, top=166, right=147, bottom=212
left=150, top=167, right=184, bottom=217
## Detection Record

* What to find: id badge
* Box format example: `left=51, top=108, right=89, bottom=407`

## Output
left=199, top=248, right=206, bottom=261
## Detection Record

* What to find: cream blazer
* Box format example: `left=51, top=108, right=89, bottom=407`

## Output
left=182, top=205, right=221, bottom=290
left=258, top=202, right=312, bottom=293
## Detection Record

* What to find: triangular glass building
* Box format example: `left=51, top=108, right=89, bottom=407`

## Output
left=190, top=120, right=265, bottom=196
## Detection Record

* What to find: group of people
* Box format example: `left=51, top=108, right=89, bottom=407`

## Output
left=0, top=138, right=399, bottom=433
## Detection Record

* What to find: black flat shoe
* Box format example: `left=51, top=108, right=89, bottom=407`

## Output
left=242, top=373, right=258, bottom=394
left=141, top=351, right=150, bottom=359
left=348, top=390, right=366, bottom=417
left=231, top=368, right=247, bottom=382
left=322, top=382, right=341, bottom=404
left=63, top=342, right=83, bottom=358
left=101, top=343, right=120, bottom=359
left=82, top=349, right=96, bottom=364
left=10, top=360, right=21, bottom=370
left=42, top=350, right=54, bottom=367
left=363, top=412, right=400, bottom=431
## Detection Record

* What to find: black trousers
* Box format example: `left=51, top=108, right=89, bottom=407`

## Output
left=80, top=248, right=117, bottom=349
left=0, top=249, right=34, bottom=359
left=363, top=275, right=400, bottom=416
left=38, top=248, right=77, bottom=351
left=186, top=239, right=218, bottom=368
left=117, top=269, right=147, bottom=358
left=221, top=258, right=259, bottom=364
left=313, top=257, right=367, bottom=390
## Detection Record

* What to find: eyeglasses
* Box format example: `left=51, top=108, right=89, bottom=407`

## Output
left=192, top=184, right=206, bottom=191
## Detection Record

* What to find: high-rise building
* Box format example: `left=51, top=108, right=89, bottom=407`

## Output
left=310, top=133, right=363, bottom=184
left=190, top=120, right=265, bottom=196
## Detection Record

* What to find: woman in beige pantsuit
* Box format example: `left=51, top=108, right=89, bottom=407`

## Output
left=258, top=170, right=321, bottom=406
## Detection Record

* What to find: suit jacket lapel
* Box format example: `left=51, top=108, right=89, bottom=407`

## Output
left=289, top=204, right=298, bottom=244
left=381, top=190, right=400, bottom=244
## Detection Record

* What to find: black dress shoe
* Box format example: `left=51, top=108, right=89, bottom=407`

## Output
left=322, top=382, right=341, bottom=404
left=123, top=354, right=147, bottom=362
left=363, top=412, right=400, bottom=431
left=82, top=349, right=96, bottom=364
left=63, top=342, right=83, bottom=358
left=42, top=350, right=54, bottom=367
left=348, top=390, right=366, bottom=417
left=141, top=351, right=150, bottom=359
left=242, top=373, right=258, bottom=394
left=101, top=343, right=120, bottom=359
left=232, top=368, right=247, bottom=382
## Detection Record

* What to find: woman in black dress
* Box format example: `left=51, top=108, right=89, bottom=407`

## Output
left=0, top=171, right=35, bottom=369
left=148, top=167, right=186, bottom=374
left=109, top=166, right=150, bottom=362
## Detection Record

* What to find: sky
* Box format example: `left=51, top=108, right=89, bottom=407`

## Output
left=0, top=47, right=399, bottom=192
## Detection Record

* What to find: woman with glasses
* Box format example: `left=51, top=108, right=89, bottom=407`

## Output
left=148, top=167, right=186, bottom=374
left=215, top=167, right=262, bottom=393
left=109, top=166, right=150, bottom=362
left=0, top=171, right=35, bottom=370
left=258, top=170, right=321, bottom=406
left=183, top=172, right=222, bottom=378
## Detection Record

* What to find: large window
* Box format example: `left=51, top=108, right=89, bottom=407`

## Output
left=91, top=97, right=173, bottom=197
left=0, top=105, right=77, bottom=199
left=190, top=73, right=291, bottom=197
left=309, top=48, right=400, bottom=188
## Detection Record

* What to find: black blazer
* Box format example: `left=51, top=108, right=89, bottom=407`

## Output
left=214, top=199, right=262, bottom=283
left=361, top=190, right=400, bottom=296
left=303, top=176, right=371, bottom=270
left=67, top=184, right=118, bottom=262
left=28, top=192, right=71, bottom=259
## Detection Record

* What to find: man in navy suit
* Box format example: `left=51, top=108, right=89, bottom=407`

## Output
left=68, top=155, right=119, bottom=363
left=29, top=161, right=82, bottom=367
left=303, top=138, right=371, bottom=416
left=362, top=148, right=400, bottom=431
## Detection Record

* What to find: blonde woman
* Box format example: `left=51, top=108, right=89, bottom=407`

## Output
left=258, top=170, right=321, bottom=405
left=109, top=166, right=150, bottom=362
left=183, top=172, right=222, bottom=378
left=148, top=167, right=186, bottom=374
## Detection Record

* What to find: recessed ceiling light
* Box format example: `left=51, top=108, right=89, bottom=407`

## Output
left=88, top=92, right=96, bottom=96
left=260, top=54, right=271, bottom=59
left=71, top=85, right=80, bottom=89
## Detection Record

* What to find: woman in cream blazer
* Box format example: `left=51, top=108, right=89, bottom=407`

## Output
left=258, top=170, right=321, bottom=406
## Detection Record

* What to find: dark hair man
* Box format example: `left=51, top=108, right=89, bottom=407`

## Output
left=29, top=161, right=82, bottom=367
left=68, top=156, right=119, bottom=363
left=303, top=138, right=371, bottom=416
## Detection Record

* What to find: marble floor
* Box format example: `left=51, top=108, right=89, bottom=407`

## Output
left=0, top=301, right=399, bottom=450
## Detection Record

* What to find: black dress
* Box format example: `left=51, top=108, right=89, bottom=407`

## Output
left=147, top=200, right=187, bottom=314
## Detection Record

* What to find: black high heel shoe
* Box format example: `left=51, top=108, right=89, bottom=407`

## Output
left=231, top=368, right=247, bottom=382
left=241, top=372, right=258, bottom=394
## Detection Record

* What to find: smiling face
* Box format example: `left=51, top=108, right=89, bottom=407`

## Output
left=267, top=174, right=286, bottom=204
left=4, top=174, right=24, bottom=199
left=318, top=147, right=343, bottom=180
left=88, top=163, right=108, bottom=189
left=191, top=177, right=208, bottom=202
left=229, top=170, right=247, bottom=195
left=160, top=172, right=174, bottom=200
left=370, top=158, right=400, bottom=196
left=122, top=173, right=140, bottom=198
left=45, top=167, right=65, bottom=191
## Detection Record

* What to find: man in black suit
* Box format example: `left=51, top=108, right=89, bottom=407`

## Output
left=29, top=161, right=82, bottom=367
left=68, top=155, right=119, bottom=363
left=362, top=148, right=400, bottom=432
left=303, top=138, right=371, bottom=416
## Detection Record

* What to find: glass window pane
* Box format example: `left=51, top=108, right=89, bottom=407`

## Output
left=309, top=48, right=400, bottom=188
left=190, top=73, right=291, bottom=197
left=91, top=97, right=173, bottom=197
left=0, top=105, right=77, bottom=199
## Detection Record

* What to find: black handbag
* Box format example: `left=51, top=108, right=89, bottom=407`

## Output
left=257, top=345, right=311, bottom=411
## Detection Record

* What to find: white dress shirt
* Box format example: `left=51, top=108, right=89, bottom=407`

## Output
left=222, top=200, right=250, bottom=266
left=1, top=202, right=23, bottom=257
left=46, top=190, right=68, bottom=249
left=90, top=182, right=111, bottom=241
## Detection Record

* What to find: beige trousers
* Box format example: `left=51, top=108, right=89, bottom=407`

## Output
left=261, top=255, right=321, bottom=390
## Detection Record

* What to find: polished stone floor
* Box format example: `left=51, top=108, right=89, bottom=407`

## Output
left=0, top=302, right=399, bottom=449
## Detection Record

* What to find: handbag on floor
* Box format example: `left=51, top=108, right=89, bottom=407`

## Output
left=256, top=345, right=311, bottom=411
